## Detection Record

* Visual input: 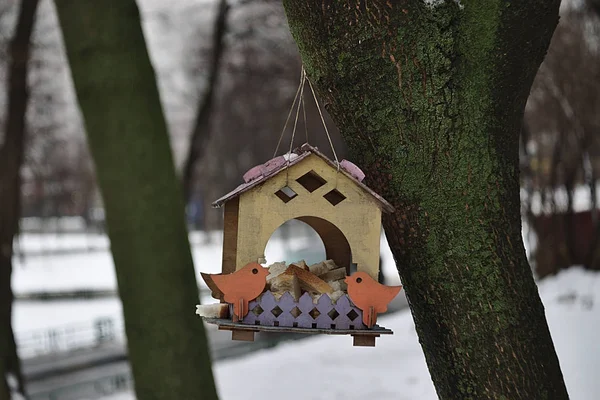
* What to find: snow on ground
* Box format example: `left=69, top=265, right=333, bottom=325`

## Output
left=215, top=311, right=436, bottom=400
left=536, top=267, right=600, bottom=400
left=15, top=232, right=109, bottom=255
left=105, top=267, right=600, bottom=400
left=13, top=250, right=117, bottom=294
left=12, top=232, right=222, bottom=294
left=13, top=298, right=122, bottom=334
left=13, top=229, right=596, bottom=398
left=13, top=226, right=405, bottom=333
left=14, top=298, right=126, bottom=359
left=6, top=374, right=26, bottom=400
left=12, top=229, right=402, bottom=295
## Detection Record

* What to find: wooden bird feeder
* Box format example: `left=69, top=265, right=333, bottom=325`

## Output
left=196, top=143, right=401, bottom=347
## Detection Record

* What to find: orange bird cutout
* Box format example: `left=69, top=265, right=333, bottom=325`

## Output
left=201, top=262, right=268, bottom=320
left=345, top=271, right=402, bottom=328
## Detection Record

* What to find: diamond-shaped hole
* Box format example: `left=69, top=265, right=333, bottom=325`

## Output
left=347, top=309, right=359, bottom=321
left=296, top=170, right=326, bottom=192
left=327, top=309, right=340, bottom=321
left=275, top=186, right=297, bottom=203
left=324, top=189, right=346, bottom=206
left=252, top=305, right=264, bottom=316
left=271, top=306, right=283, bottom=317
left=308, top=308, right=321, bottom=319
left=290, top=306, right=302, bottom=318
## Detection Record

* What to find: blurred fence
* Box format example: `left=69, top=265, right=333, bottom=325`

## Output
left=29, top=368, right=133, bottom=400
left=17, top=317, right=125, bottom=359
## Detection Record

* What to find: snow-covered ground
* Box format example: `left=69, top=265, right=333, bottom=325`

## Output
left=535, top=268, right=600, bottom=400
left=12, top=229, right=401, bottom=298
left=105, top=267, right=600, bottom=400
left=12, top=230, right=597, bottom=399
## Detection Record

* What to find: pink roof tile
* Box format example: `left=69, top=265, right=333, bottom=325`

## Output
left=212, top=143, right=394, bottom=213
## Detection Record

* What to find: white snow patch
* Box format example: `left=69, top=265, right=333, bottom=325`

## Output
left=11, top=234, right=225, bottom=295
left=6, top=374, right=25, bottom=400
left=537, top=267, right=600, bottom=400
left=13, top=298, right=122, bottom=333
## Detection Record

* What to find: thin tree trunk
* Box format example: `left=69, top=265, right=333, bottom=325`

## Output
left=182, top=0, right=229, bottom=202
left=283, top=1, right=569, bottom=399
left=53, top=1, right=218, bottom=399
left=0, top=0, right=39, bottom=398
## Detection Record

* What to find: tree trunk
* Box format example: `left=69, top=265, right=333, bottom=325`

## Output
left=53, top=1, right=218, bottom=399
left=283, top=1, right=568, bottom=399
left=0, top=0, right=39, bottom=398
left=182, top=0, right=229, bottom=203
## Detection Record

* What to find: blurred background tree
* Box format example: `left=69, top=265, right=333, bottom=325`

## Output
left=0, top=0, right=39, bottom=397
left=53, top=0, right=218, bottom=398
left=522, top=0, right=600, bottom=277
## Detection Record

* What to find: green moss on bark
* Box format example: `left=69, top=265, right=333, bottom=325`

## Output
left=54, top=1, right=218, bottom=399
left=284, top=1, right=568, bottom=399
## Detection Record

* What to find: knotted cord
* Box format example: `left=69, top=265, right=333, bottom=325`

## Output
left=273, top=66, right=340, bottom=174
left=273, top=68, right=305, bottom=158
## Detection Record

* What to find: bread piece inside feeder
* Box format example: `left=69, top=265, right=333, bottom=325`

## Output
left=198, top=143, right=399, bottom=346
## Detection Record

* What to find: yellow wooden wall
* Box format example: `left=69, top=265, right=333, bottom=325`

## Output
left=231, top=154, right=382, bottom=279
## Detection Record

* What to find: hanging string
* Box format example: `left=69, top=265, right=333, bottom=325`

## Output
left=289, top=69, right=305, bottom=157
left=273, top=69, right=305, bottom=158
left=301, top=71, right=308, bottom=144
left=284, top=69, right=307, bottom=184
left=273, top=65, right=340, bottom=181
left=307, top=77, right=339, bottom=170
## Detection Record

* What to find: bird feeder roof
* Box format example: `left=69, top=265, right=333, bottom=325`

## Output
left=212, top=143, right=394, bottom=213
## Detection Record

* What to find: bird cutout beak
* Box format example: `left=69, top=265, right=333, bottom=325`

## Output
left=344, top=277, right=349, bottom=284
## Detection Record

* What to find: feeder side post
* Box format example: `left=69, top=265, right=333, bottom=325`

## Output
left=222, top=197, right=240, bottom=274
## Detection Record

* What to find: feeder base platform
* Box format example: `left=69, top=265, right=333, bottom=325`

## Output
left=203, top=318, right=393, bottom=347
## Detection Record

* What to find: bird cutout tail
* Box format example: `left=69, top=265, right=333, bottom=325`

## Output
left=381, top=285, right=403, bottom=313
left=201, top=272, right=224, bottom=301
left=364, top=306, right=378, bottom=328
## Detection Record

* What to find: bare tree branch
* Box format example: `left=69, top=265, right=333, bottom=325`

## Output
left=182, top=0, right=229, bottom=202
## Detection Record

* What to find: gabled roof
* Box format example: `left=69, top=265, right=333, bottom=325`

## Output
left=212, top=143, right=395, bottom=213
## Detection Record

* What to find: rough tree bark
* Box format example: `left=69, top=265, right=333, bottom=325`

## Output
left=54, top=1, right=218, bottom=399
left=0, top=0, right=39, bottom=398
left=283, top=1, right=569, bottom=399
left=182, top=0, right=229, bottom=202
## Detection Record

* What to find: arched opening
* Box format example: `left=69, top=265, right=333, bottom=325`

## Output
left=264, top=219, right=325, bottom=266
left=263, top=217, right=352, bottom=272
